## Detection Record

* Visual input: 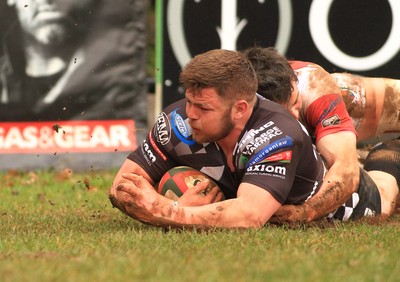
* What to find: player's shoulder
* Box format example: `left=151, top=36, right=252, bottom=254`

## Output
left=162, top=98, right=186, bottom=114
left=289, top=60, right=323, bottom=71
left=256, top=98, right=298, bottom=123
left=236, top=103, right=308, bottom=171
left=251, top=99, right=308, bottom=140
left=289, top=60, right=310, bottom=70
left=152, top=99, right=196, bottom=147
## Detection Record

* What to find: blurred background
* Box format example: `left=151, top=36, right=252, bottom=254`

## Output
left=1, top=0, right=399, bottom=171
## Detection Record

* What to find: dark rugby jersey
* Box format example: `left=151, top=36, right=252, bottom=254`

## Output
left=128, top=97, right=326, bottom=204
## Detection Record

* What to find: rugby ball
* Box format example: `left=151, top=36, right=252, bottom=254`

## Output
left=158, top=166, right=217, bottom=200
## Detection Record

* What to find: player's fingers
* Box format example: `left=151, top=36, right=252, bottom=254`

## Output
left=215, top=190, right=224, bottom=202
left=206, top=187, right=224, bottom=202
left=192, top=179, right=210, bottom=194
left=116, top=182, right=138, bottom=197
left=121, top=172, right=142, bottom=184
left=108, top=193, right=128, bottom=213
left=205, top=185, right=218, bottom=197
left=122, top=173, right=155, bottom=191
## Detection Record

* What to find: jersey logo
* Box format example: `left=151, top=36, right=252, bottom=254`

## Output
left=171, top=110, right=196, bottom=145
left=322, top=114, right=341, bottom=127
left=245, top=136, right=293, bottom=169
left=259, top=150, right=292, bottom=164
left=155, top=112, right=171, bottom=145
left=148, top=132, right=167, bottom=161
left=238, top=155, right=249, bottom=169
left=247, top=164, right=287, bottom=177
left=141, top=139, right=157, bottom=165
left=316, top=96, right=341, bottom=125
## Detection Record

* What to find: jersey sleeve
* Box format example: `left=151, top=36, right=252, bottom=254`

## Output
left=127, top=101, right=228, bottom=186
left=127, top=100, right=192, bottom=182
left=241, top=134, right=299, bottom=204
left=127, top=119, right=177, bottom=182
left=304, top=93, right=357, bottom=143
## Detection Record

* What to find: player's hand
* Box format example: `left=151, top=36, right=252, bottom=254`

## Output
left=115, top=173, right=170, bottom=224
left=178, top=179, right=224, bottom=207
left=109, top=178, right=136, bottom=216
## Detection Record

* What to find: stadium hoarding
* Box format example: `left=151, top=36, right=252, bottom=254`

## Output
left=0, top=0, right=148, bottom=171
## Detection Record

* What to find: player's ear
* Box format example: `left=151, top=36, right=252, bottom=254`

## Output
left=232, top=100, right=248, bottom=119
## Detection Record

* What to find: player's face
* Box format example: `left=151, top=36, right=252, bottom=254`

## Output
left=8, top=0, right=94, bottom=45
left=185, top=88, right=235, bottom=144
left=284, top=80, right=302, bottom=120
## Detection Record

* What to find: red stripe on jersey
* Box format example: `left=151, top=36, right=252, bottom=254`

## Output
left=305, top=93, right=357, bottom=143
left=262, top=150, right=292, bottom=163
left=289, top=60, right=311, bottom=70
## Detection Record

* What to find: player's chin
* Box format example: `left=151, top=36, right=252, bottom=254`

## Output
left=191, top=132, right=206, bottom=143
left=192, top=132, right=217, bottom=144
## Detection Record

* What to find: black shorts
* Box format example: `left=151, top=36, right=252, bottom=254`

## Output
left=329, top=168, right=381, bottom=221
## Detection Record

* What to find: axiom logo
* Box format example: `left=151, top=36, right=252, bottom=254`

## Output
left=155, top=112, right=171, bottom=145
left=322, top=115, right=341, bottom=127
left=247, top=164, right=286, bottom=175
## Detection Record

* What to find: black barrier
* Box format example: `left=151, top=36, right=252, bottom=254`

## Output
left=161, top=0, right=400, bottom=107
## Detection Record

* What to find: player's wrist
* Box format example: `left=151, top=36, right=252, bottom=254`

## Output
left=303, top=202, right=317, bottom=222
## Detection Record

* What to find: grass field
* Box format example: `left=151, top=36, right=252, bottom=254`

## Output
left=1, top=169, right=400, bottom=282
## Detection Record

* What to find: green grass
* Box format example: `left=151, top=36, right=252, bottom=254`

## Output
left=1, top=169, right=400, bottom=282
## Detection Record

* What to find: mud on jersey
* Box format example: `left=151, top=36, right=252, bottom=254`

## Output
left=128, top=97, right=326, bottom=204
left=290, top=60, right=357, bottom=143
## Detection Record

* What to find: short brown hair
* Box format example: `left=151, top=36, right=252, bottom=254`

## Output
left=179, top=49, right=258, bottom=102
left=241, top=47, right=297, bottom=104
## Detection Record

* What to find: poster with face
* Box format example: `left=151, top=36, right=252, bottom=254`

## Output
left=0, top=0, right=148, bottom=171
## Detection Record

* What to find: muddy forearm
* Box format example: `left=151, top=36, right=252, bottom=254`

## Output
left=271, top=167, right=357, bottom=224
left=304, top=179, right=347, bottom=221
left=304, top=166, right=358, bottom=221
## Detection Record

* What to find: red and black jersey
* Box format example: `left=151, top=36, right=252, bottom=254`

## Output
left=290, top=60, right=357, bottom=143
left=304, top=94, right=356, bottom=143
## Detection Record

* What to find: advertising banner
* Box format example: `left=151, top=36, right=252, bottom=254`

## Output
left=0, top=0, right=148, bottom=171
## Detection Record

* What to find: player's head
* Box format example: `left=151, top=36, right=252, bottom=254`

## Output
left=7, top=0, right=95, bottom=45
left=242, top=46, right=302, bottom=119
left=179, top=49, right=258, bottom=104
left=241, top=47, right=296, bottom=104
left=180, top=49, right=257, bottom=143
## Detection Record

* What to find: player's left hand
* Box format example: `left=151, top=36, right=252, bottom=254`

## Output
left=178, top=180, right=224, bottom=207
